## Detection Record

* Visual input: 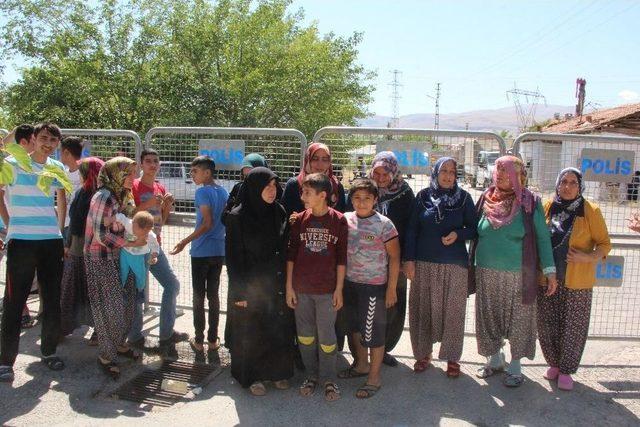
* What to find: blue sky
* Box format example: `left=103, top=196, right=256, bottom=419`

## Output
left=289, top=0, right=640, bottom=115
left=2, top=0, right=639, bottom=117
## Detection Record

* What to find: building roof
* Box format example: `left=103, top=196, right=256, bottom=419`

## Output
left=542, top=103, right=640, bottom=134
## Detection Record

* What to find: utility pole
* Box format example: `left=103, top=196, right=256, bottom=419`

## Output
left=506, top=83, right=546, bottom=133
left=575, top=78, right=586, bottom=117
left=388, top=70, right=402, bottom=128
left=426, top=82, right=441, bottom=130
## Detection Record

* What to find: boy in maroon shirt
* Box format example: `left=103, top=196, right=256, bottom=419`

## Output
left=286, top=173, right=348, bottom=402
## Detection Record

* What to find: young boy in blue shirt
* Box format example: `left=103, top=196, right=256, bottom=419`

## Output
left=171, top=156, right=228, bottom=352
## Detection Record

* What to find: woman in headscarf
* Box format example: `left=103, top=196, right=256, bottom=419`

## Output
left=365, top=151, right=415, bottom=366
left=538, top=167, right=610, bottom=391
left=85, top=157, right=143, bottom=379
left=470, top=155, right=558, bottom=387
left=60, top=157, right=104, bottom=342
left=281, top=143, right=346, bottom=216
left=223, top=153, right=275, bottom=223
left=226, top=167, right=294, bottom=395
left=403, top=157, right=477, bottom=377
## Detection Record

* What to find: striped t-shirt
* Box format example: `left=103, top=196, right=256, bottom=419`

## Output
left=3, top=156, right=65, bottom=241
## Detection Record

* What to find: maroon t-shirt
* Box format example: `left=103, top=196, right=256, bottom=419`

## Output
left=287, top=208, right=348, bottom=294
left=132, top=179, right=166, bottom=245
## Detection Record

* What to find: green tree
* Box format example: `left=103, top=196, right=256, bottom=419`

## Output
left=0, top=0, right=374, bottom=138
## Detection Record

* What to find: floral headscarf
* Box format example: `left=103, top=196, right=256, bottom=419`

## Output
left=297, top=142, right=341, bottom=206
left=369, top=151, right=405, bottom=198
left=419, top=157, right=463, bottom=222
left=98, top=156, right=136, bottom=215
left=79, top=157, right=105, bottom=192
left=482, top=155, right=534, bottom=229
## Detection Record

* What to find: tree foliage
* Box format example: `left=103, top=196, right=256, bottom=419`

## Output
left=0, top=0, right=374, bottom=137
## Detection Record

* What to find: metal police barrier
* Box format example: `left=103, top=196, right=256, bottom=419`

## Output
left=60, top=129, right=142, bottom=162
left=145, top=127, right=307, bottom=310
left=313, top=126, right=507, bottom=335
left=514, top=132, right=640, bottom=338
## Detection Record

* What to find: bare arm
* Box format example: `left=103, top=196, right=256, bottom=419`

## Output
left=0, top=188, right=9, bottom=227
left=170, top=204, right=213, bottom=254
left=56, top=188, right=66, bottom=232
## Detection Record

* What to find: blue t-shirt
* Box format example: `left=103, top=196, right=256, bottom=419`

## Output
left=190, top=184, right=229, bottom=257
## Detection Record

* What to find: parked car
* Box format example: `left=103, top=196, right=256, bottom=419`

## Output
left=156, top=161, right=237, bottom=212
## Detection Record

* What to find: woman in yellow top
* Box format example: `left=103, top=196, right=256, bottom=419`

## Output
left=538, top=167, right=611, bottom=391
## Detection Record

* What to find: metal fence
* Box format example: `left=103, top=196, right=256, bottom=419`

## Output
left=513, top=132, right=640, bottom=338
left=59, top=129, right=142, bottom=163
left=313, top=127, right=507, bottom=334
left=145, top=127, right=307, bottom=309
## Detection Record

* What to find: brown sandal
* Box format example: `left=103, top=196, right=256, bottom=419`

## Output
left=324, top=382, right=341, bottom=402
left=446, top=361, right=461, bottom=378
left=414, top=356, right=431, bottom=373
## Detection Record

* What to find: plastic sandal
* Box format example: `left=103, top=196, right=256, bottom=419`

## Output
left=476, top=363, right=506, bottom=379
left=356, top=383, right=381, bottom=399
left=413, top=357, right=431, bottom=373
left=446, top=361, right=461, bottom=378
left=274, top=379, right=290, bottom=390
left=324, top=382, right=341, bottom=402
left=249, top=381, right=266, bottom=396
left=299, top=378, right=318, bottom=397
left=503, top=373, right=524, bottom=387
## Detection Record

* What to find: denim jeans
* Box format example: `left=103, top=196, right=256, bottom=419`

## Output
left=128, top=248, right=180, bottom=342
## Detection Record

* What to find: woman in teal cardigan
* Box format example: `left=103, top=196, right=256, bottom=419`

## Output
left=471, top=155, right=558, bottom=387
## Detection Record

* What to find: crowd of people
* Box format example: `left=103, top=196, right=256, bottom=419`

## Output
left=0, top=122, right=638, bottom=402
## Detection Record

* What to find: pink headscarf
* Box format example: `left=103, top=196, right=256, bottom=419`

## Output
left=482, top=155, right=535, bottom=229
left=296, top=142, right=340, bottom=204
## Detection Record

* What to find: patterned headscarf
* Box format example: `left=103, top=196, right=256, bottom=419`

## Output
left=98, top=156, right=136, bottom=215
left=420, top=157, right=463, bottom=222
left=482, top=155, right=534, bottom=229
left=548, top=167, right=585, bottom=246
left=297, top=142, right=341, bottom=206
left=369, top=151, right=404, bottom=198
left=79, top=157, right=105, bottom=192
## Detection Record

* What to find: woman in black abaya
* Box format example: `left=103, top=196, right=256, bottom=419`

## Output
left=225, top=167, right=294, bottom=395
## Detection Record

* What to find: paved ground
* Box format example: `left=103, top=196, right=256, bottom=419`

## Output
left=0, top=296, right=639, bottom=426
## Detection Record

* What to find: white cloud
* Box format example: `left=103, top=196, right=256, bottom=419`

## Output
left=618, top=90, right=639, bottom=101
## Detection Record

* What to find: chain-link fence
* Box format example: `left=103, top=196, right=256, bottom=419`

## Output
left=513, top=132, right=640, bottom=338
left=145, top=127, right=307, bottom=309
left=313, top=126, right=507, bottom=335
left=59, top=129, right=142, bottom=162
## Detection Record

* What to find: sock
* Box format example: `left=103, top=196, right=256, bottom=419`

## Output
left=488, top=351, right=504, bottom=368
left=508, top=358, right=522, bottom=376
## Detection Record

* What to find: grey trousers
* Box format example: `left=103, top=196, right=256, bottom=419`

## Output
left=294, top=293, right=337, bottom=381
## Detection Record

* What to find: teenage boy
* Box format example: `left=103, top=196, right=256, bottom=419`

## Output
left=59, top=136, right=83, bottom=244
left=171, top=156, right=228, bottom=353
left=128, top=148, right=189, bottom=350
left=0, top=125, right=37, bottom=329
left=338, top=178, right=400, bottom=398
left=286, top=173, right=348, bottom=402
left=0, top=122, right=67, bottom=382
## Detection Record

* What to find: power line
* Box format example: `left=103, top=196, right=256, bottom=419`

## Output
left=388, top=69, right=402, bottom=128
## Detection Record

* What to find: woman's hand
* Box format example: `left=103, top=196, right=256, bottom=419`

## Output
left=234, top=301, right=248, bottom=308
left=403, top=261, right=416, bottom=281
left=441, top=231, right=458, bottom=246
left=545, top=273, right=558, bottom=296
left=567, top=247, right=595, bottom=263
left=627, top=212, right=640, bottom=233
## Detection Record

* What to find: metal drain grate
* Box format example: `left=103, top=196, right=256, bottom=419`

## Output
left=114, top=360, right=220, bottom=407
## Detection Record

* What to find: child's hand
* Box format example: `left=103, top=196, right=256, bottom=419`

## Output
left=0, top=239, right=5, bottom=251
left=149, top=252, right=159, bottom=265
left=627, top=212, right=640, bottom=233
left=170, top=240, right=186, bottom=255
left=332, top=290, right=343, bottom=311
left=403, top=261, right=416, bottom=281
left=163, top=193, right=175, bottom=207
left=286, top=288, right=297, bottom=309
left=288, top=212, right=298, bottom=225
left=385, top=287, right=397, bottom=308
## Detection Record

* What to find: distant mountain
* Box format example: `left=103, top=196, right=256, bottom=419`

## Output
left=359, top=105, right=575, bottom=134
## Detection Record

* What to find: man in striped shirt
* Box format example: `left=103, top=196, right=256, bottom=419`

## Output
left=0, top=122, right=68, bottom=382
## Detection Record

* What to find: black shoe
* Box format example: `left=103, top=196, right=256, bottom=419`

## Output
left=382, top=353, right=398, bottom=367
left=159, top=331, right=189, bottom=347
left=0, top=366, right=14, bottom=382
left=128, top=337, right=145, bottom=351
